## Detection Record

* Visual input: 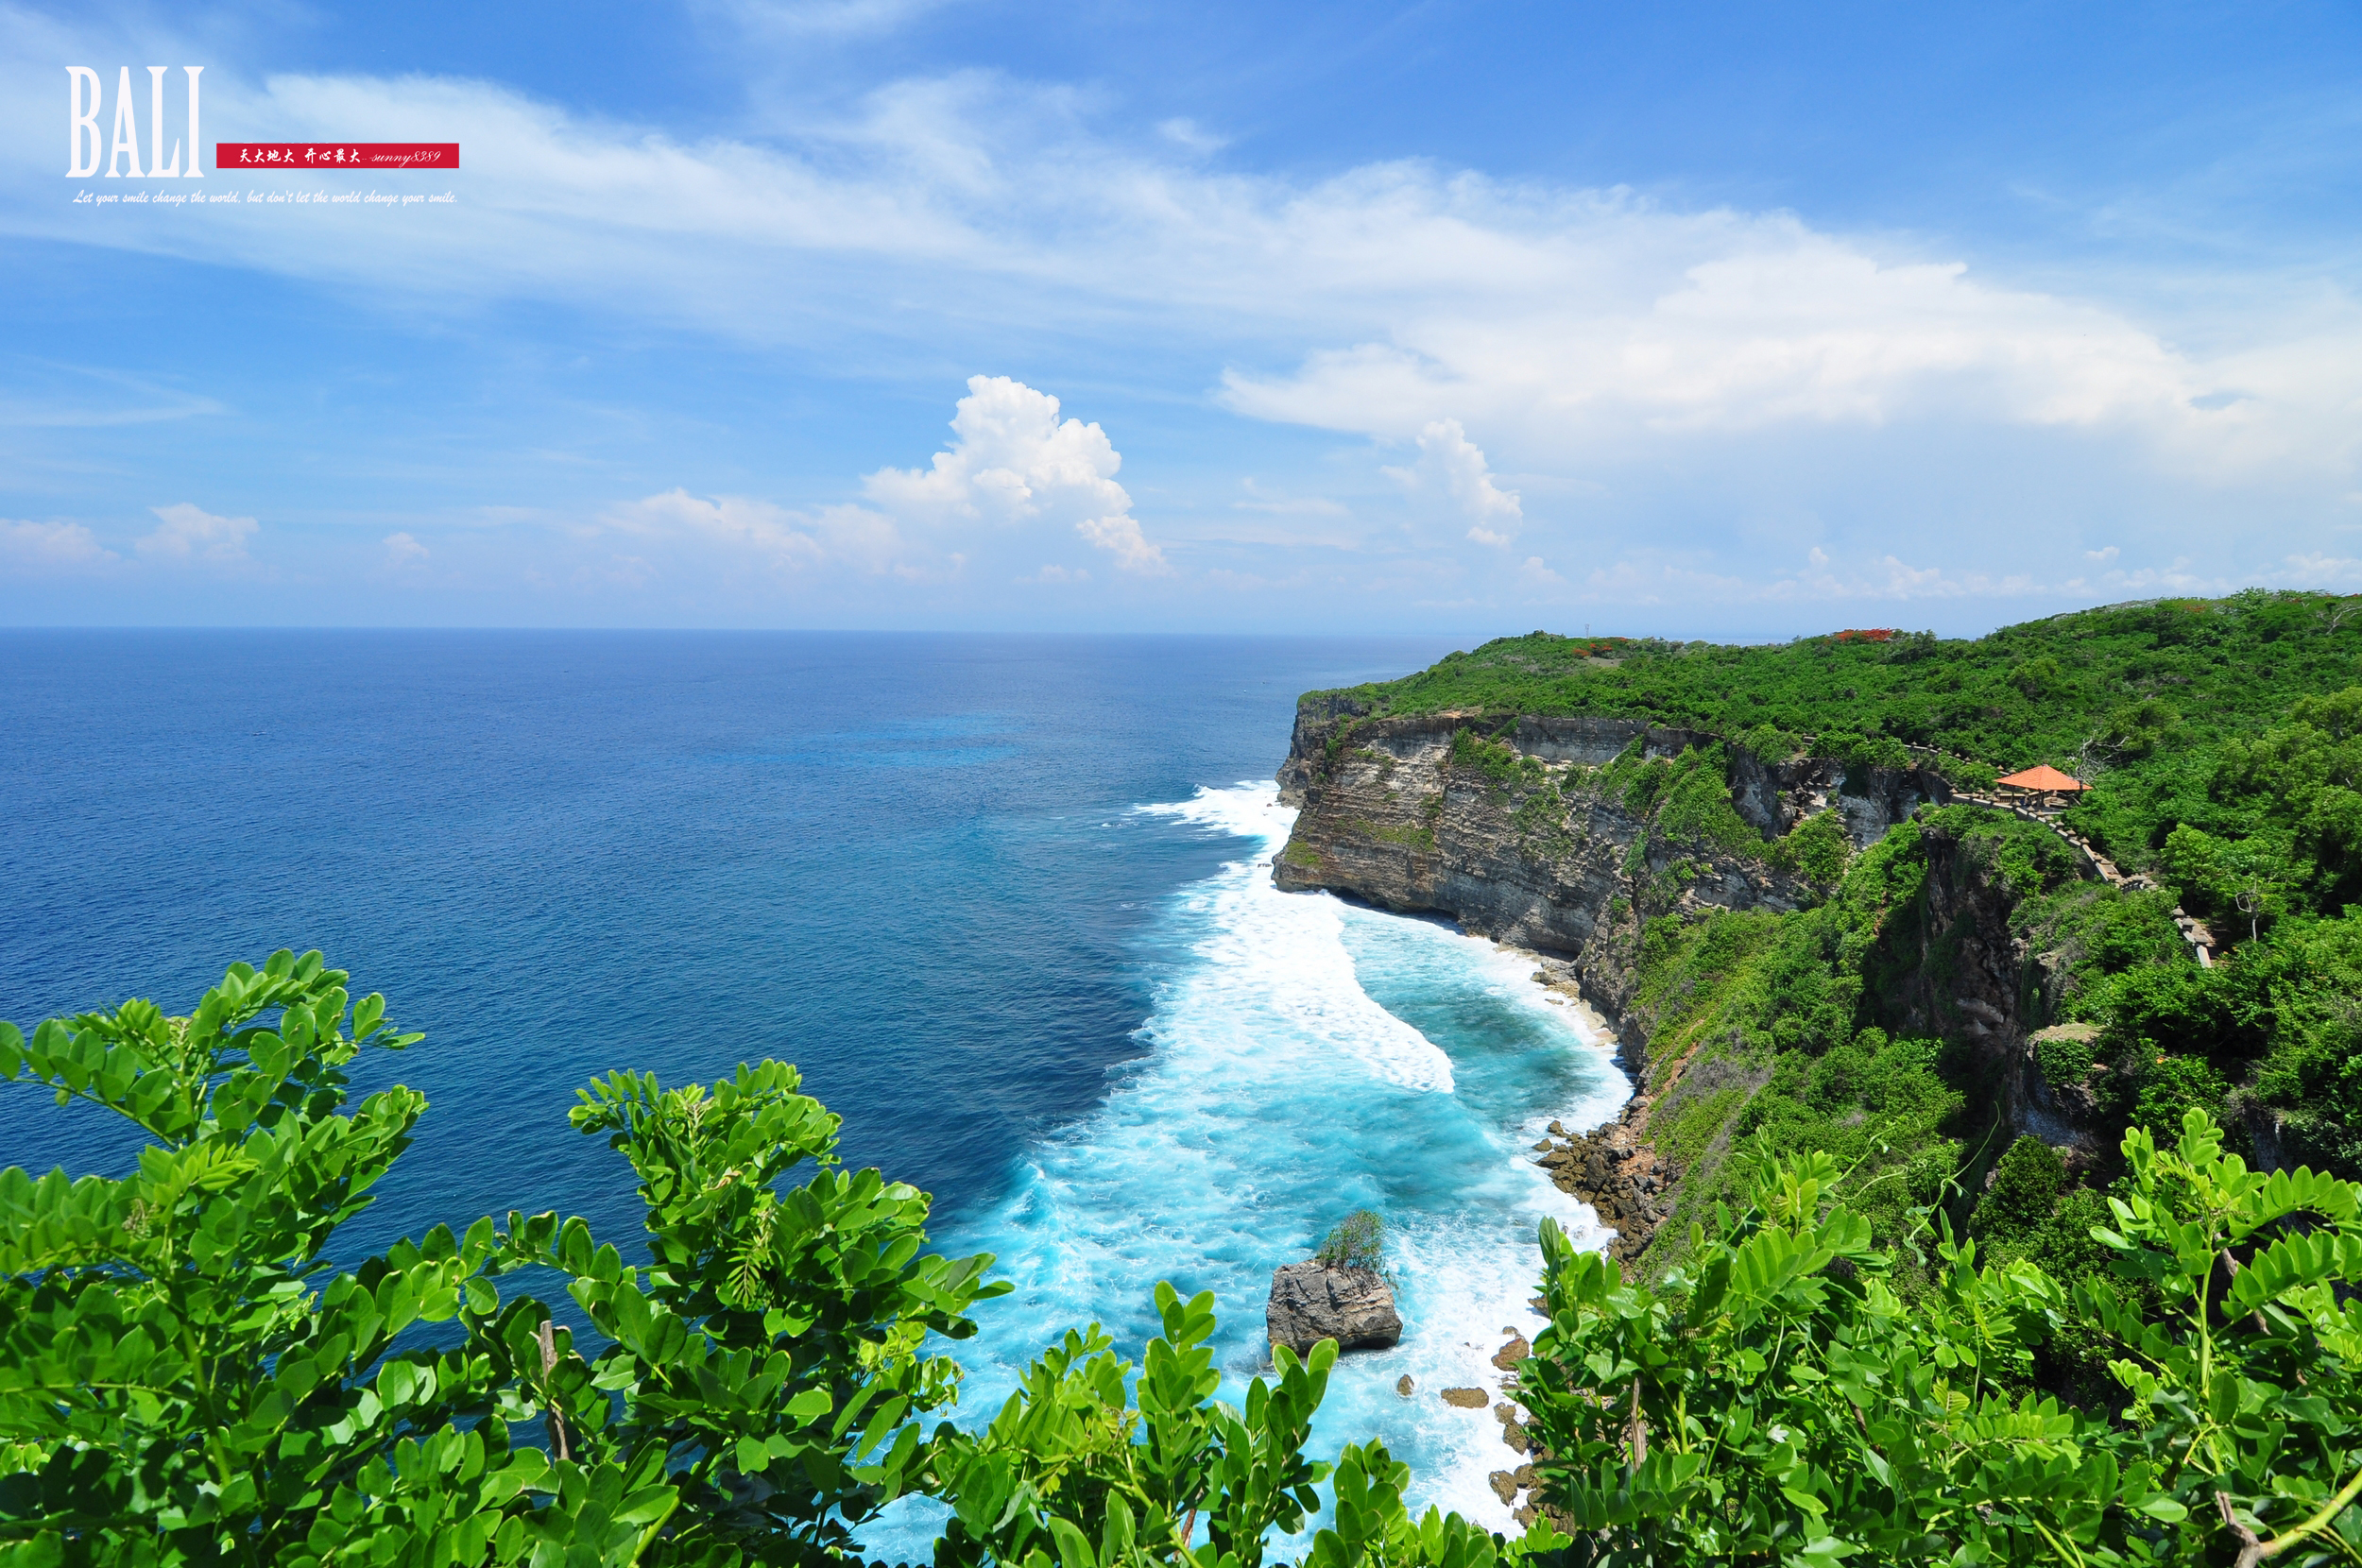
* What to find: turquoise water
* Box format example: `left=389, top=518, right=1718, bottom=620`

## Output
left=0, top=632, right=1626, bottom=1537
left=870, top=786, right=1624, bottom=1547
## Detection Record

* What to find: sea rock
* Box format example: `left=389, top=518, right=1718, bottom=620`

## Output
left=1440, top=1387, right=1489, bottom=1409
left=1491, top=1333, right=1530, bottom=1371
left=1395, top=1374, right=1414, bottom=1397
left=1266, top=1263, right=1403, bottom=1356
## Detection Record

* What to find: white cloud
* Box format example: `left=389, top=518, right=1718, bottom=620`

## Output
left=599, top=376, right=1163, bottom=584
left=137, top=503, right=257, bottom=563
left=1157, top=117, right=1227, bottom=155
left=864, top=375, right=1168, bottom=572
left=606, top=489, right=922, bottom=578
left=6, top=16, right=2358, bottom=624
left=2283, top=553, right=2362, bottom=586
left=383, top=531, right=430, bottom=567
left=2085, top=545, right=2121, bottom=562
left=0, top=520, right=116, bottom=571
left=1075, top=513, right=1170, bottom=574
left=1381, top=418, right=1523, bottom=545
left=5, top=32, right=2349, bottom=503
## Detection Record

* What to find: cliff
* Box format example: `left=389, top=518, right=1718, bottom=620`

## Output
left=1274, top=702, right=1943, bottom=1019
left=1271, top=699, right=2112, bottom=1264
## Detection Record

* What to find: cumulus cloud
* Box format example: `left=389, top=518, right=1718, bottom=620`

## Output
left=864, top=375, right=1168, bottom=573
left=1381, top=418, right=1523, bottom=545
left=0, top=520, right=116, bottom=571
left=137, top=503, right=257, bottom=563
left=383, top=532, right=430, bottom=567
left=599, top=376, right=1163, bottom=585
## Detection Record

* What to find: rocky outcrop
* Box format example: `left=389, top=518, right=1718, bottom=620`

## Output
left=1265, top=1263, right=1403, bottom=1356
left=1532, top=1106, right=1680, bottom=1264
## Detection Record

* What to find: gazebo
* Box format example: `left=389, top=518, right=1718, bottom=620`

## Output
left=1996, top=763, right=2088, bottom=810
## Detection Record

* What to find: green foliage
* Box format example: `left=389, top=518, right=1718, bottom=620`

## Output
left=1643, top=749, right=1762, bottom=861
left=1366, top=821, right=1437, bottom=852
left=925, top=1287, right=1546, bottom=1568
left=1310, top=592, right=2362, bottom=787
left=928, top=1286, right=1333, bottom=1568
left=1316, top=1210, right=1386, bottom=1272
left=1520, top=1113, right=2362, bottom=1565
left=1763, top=810, right=1849, bottom=889
left=1449, top=728, right=1537, bottom=787
left=1971, top=1136, right=2064, bottom=1236
left=0, top=951, right=1006, bottom=1565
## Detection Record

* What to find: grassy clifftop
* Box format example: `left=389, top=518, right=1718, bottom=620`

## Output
left=1312, top=588, right=2362, bottom=774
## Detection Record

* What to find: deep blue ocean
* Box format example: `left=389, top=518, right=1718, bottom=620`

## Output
left=0, top=631, right=1627, bottom=1536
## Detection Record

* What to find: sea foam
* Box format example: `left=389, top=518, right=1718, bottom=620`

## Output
left=871, top=783, right=1629, bottom=1550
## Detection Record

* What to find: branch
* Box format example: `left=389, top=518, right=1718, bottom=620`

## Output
left=2222, top=1463, right=2362, bottom=1568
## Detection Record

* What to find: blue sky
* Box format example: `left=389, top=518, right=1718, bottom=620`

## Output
left=4, top=1, right=2358, bottom=636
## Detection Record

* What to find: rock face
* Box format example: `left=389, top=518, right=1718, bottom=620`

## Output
left=1266, top=1263, right=1403, bottom=1356
left=1272, top=707, right=1945, bottom=1024
left=1269, top=697, right=2090, bottom=1263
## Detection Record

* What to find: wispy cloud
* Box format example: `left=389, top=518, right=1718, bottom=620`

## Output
left=1, top=519, right=116, bottom=571
left=6, top=30, right=2353, bottom=503
left=1381, top=418, right=1522, bottom=546
left=137, top=503, right=257, bottom=563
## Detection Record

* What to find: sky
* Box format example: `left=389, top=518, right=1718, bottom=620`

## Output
left=3, top=1, right=2358, bottom=638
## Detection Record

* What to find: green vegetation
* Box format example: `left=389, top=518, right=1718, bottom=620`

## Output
left=1350, top=594, right=2362, bottom=1277
left=0, top=954, right=1531, bottom=1568
left=1315, top=1210, right=1386, bottom=1273
left=1326, top=591, right=2362, bottom=789
left=1523, top=1115, right=2362, bottom=1565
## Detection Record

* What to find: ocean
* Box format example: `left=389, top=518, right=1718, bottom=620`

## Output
left=0, top=630, right=1627, bottom=1537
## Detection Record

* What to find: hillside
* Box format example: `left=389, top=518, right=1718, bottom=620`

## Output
left=1275, top=588, right=2362, bottom=1407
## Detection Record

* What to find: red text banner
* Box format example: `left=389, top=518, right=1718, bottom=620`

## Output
left=215, top=143, right=458, bottom=170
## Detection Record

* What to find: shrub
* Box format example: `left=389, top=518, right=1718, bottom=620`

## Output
left=1520, top=1112, right=2362, bottom=1565
left=0, top=951, right=1002, bottom=1563
left=1766, top=809, right=1850, bottom=889
left=1316, top=1208, right=1386, bottom=1272
left=1970, top=1134, right=2064, bottom=1236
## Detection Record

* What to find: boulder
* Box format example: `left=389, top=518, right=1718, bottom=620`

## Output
left=1266, top=1262, right=1403, bottom=1356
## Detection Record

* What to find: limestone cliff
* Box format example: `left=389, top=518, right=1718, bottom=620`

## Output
left=1274, top=703, right=1942, bottom=1020
left=1270, top=697, right=2097, bottom=1259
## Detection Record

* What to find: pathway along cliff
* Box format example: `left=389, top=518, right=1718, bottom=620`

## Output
left=1267, top=700, right=2167, bottom=1268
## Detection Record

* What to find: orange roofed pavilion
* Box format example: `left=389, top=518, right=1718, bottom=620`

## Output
left=1996, top=764, right=2087, bottom=793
